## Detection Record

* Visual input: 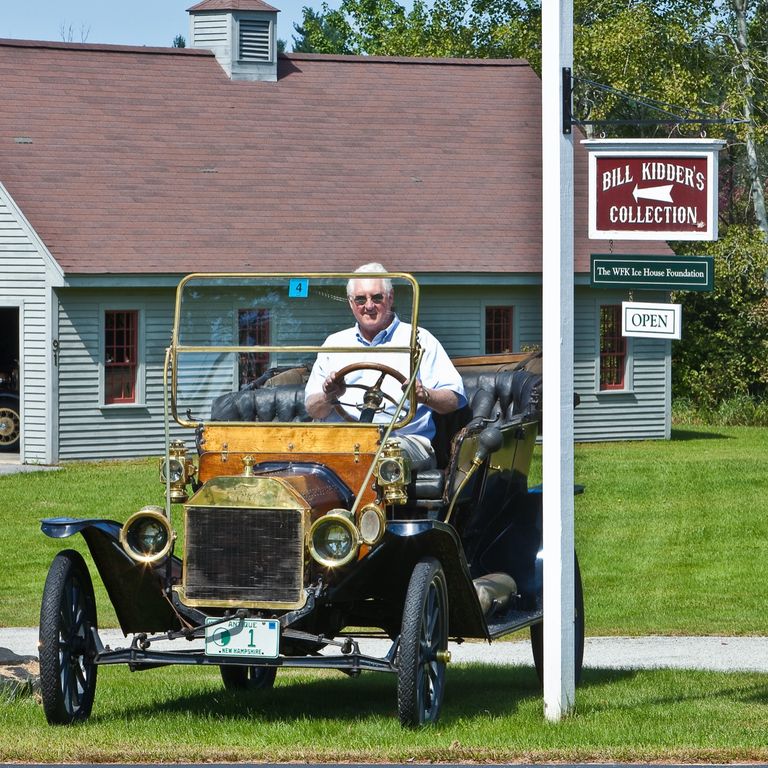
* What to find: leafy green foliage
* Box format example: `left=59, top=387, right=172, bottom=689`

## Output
left=671, top=225, right=768, bottom=407
left=673, top=394, right=768, bottom=425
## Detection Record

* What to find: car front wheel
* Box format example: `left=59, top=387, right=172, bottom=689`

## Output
left=39, top=550, right=99, bottom=724
left=397, top=556, right=449, bottom=727
left=220, top=664, right=277, bottom=691
left=0, top=397, right=20, bottom=452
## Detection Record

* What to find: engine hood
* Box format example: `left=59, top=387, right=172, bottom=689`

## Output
left=188, top=462, right=353, bottom=517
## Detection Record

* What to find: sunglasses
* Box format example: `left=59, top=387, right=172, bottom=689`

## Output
left=351, top=293, right=386, bottom=306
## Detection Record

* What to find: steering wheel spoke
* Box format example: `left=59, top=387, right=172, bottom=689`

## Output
left=332, top=362, right=408, bottom=423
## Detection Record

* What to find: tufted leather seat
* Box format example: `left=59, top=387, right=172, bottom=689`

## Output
left=411, top=368, right=542, bottom=499
left=209, top=368, right=542, bottom=500
left=211, top=385, right=311, bottom=423
left=211, top=367, right=540, bottom=428
left=460, top=368, right=542, bottom=425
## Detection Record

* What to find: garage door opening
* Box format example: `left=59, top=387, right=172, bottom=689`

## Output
left=0, top=307, right=20, bottom=454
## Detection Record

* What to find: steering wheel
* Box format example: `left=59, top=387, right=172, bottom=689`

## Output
left=332, top=362, right=408, bottom=423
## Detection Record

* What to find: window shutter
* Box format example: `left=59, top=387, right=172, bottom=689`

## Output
left=239, top=19, right=271, bottom=61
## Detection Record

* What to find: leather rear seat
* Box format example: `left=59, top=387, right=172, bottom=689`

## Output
left=210, top=368, right=541, bottom=435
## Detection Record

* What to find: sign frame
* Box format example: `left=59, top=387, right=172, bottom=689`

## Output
left=590, top=254, right=714, bottom=291
left=584, top=139, right=725, bottom=241
left=622, top=301, right=682, bottom=340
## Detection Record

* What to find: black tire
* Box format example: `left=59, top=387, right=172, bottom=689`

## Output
left=397, top=557, right=449, bottom=727
left=530, top=554, right=585, bottom=686
left=0, top=396, right=20, bottom=452
left=220, top=664, right=277, bottom=691
left=39, top=550, right=99, bottom=724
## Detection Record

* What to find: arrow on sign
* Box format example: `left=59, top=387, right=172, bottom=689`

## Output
left=632, top=184, right=674, bottom=203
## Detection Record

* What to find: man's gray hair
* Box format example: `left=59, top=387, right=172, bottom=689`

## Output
left=346, top=262, right=393, bottom=296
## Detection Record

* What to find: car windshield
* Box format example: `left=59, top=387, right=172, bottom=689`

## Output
left=170, top=272, right=419, bottom=427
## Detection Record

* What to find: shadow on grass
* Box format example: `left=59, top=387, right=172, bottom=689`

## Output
left=578, top=667, right=768, bottom=713
left=670, top=428, right=733, bottom=441
left=95, top=664, right=643, bottom=726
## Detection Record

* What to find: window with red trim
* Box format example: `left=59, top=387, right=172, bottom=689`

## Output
left=485, top=306, right=513, bottom=354
left=599, top=305, right=626, bottom=390
left=104, top=310, right=138, bottom=404
left=238, top=308, right=270, bottom=387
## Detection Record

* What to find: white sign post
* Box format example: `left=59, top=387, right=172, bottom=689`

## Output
left=541, top=0, right=576, bottom=721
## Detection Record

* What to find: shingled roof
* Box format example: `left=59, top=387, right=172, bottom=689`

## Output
left=188, top=1, right=280, bottom=11
left=0, top=38, right=669, bottom=275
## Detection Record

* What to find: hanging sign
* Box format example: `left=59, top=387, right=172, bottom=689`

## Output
left=591, top=254, right=714, bottom=291
left=622, top=301, right=682, bottom=340
left=584, top=139, right=726, bottom=241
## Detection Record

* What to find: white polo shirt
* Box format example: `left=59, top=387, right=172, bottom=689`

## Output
left=305, top=315, right=466, bottom=440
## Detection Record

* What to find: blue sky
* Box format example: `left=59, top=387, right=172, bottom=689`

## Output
left=1, top=0, right=311, bottom=50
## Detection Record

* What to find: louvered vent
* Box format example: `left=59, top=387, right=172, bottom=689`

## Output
left=239, top=19, right=271, bottom=61
left=193, top=14, right=228, bottom=46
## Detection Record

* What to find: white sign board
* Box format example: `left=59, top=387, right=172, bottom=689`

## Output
left=622, top=301, right=681, bottom=340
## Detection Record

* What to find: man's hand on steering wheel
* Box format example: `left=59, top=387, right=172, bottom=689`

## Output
left=322, top=371, right=347, bottom=402
left=330, top=362, right=407, bottom=423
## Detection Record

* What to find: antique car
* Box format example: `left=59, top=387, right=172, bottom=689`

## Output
left=0, top=359, right=19, bottom=452
left=39, top=271, right=584, bottom=727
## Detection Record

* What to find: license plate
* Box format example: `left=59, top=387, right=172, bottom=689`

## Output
left=204, top=618, right=280, bottom=658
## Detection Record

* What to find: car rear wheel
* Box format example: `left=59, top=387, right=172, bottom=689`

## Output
left=39, top=550, right=99, bottom=724
left=0, top=397, right=20, bottom=452
left=220, top=664, right=277, bottom=691
left=530, top=553, right=584, bottom=686
left=397, top=556, right=449, bottom=727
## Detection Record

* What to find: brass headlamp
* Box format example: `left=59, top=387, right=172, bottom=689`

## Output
left=374, top=439, right=410, bottom=505
left=159, top=439, right=196, bottom=503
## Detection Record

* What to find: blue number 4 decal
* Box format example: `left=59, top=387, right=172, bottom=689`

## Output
left=289, top=278, right=308, bottom=298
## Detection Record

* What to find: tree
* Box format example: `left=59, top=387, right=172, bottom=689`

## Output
left=709, top=0, right=768, bottom=237
left=294, top=0, right=768, bottom=407
left=59, top=22, right=90, bottom=43
left=672, top=225, right=768, bottom=406
left=173, top=34, right=186, bottom=48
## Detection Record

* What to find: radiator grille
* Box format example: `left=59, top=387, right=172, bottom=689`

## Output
left=184, top=506, right=303, bottom=605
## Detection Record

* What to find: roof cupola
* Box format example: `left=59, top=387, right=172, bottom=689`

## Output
left=187, top=0, right=279, bottom=81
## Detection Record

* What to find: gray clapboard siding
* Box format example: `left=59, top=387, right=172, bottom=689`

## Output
left=57, top=289, right=188, bottom=461
left=51, top=278, right=672, bottom=460
left=572, top=288, right=670, bottom=441
left=0, top=191, right=53, bottom=462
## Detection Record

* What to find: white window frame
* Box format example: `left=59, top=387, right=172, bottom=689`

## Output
left=99, top=304, right=145, bottom=408
left=595, top=300, right=634, bottom=394
left=481, top=301, right=517, bottom=355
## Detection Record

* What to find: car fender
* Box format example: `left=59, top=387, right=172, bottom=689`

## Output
left=41, top=517, right=181, bottom=635
left=378, top=519, right=488, bottom=639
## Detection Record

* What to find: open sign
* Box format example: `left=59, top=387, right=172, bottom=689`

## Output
left=622, top=301, right=681, bottom=340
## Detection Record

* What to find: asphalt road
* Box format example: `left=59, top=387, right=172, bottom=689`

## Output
left=2, top=628, right=767, bottom=671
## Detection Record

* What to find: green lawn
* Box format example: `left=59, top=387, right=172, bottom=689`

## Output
left=573, top=426, right=768, bottom=635
left=2, top=665, right=767, bottom=762
left=3, top=426, right=766, bottom=633
left=2, top=427, right=768, bottom=760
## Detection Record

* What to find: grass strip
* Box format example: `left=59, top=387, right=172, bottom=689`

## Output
left=3, top=426, right=767, bottom=634
left=1, top=664, right=767, bottom=762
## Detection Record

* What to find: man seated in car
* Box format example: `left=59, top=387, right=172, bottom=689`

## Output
left=305, top=263, right=466, bottom=470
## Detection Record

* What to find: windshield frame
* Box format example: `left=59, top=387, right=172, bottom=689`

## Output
left=168, top=271, right=422, bottom=429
